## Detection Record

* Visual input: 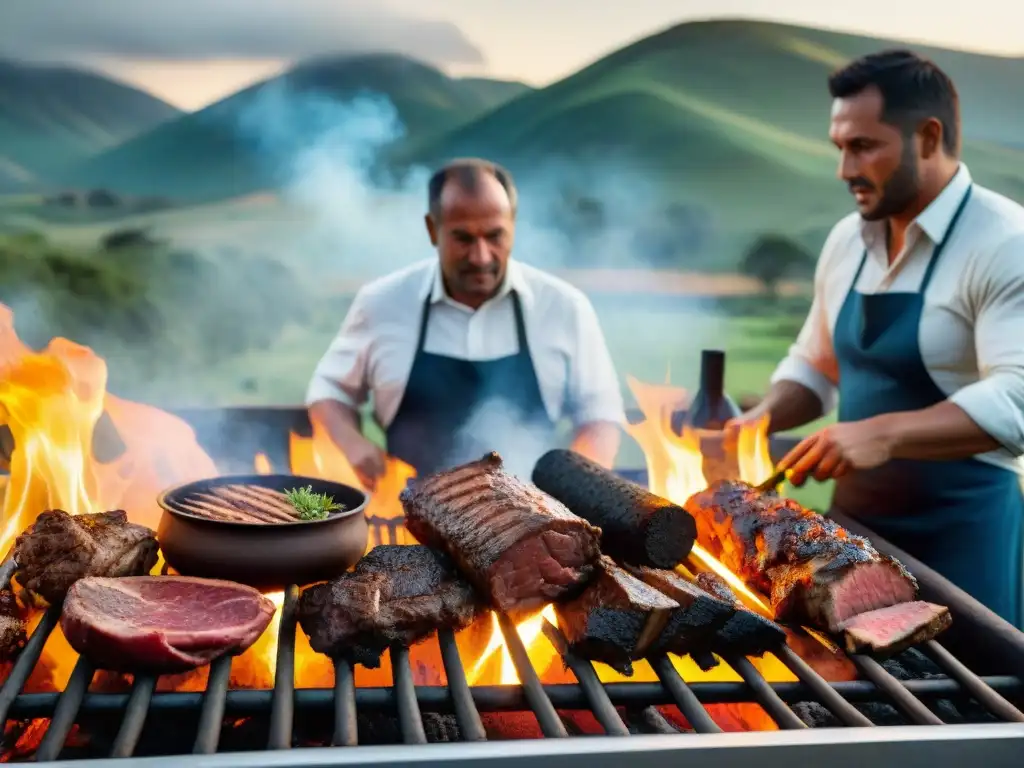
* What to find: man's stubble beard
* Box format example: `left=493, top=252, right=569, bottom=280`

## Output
left=861, top=141, right=921, bottom=222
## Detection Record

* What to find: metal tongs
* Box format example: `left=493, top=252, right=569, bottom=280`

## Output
left=755, top=467, right=789, bottom=492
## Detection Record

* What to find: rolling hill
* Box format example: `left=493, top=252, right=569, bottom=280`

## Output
left=400, top=20, right=1024, bottom=247
left=64, top=55, right=533, bottom=200
left=0, top=60, right=180, bottom=189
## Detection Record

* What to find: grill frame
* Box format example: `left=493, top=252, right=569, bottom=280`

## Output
left=1, top=406, right=1023, bottom=763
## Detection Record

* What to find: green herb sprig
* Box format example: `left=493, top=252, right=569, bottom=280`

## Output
left=284, top=485, right=344, bottom=521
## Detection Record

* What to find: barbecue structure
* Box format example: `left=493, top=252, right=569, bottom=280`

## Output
left=297, top=545, right=485, bottom=667
left=684, top=480, right=920, bottom=631
left=401, top=452, right=603, bottom=618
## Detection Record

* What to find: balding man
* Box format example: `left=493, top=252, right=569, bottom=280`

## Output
left=306, top=158, right=625, bottom=486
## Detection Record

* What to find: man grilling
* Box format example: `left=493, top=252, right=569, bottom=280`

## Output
left=305, top=158, right=625, bottom=487
left=726, top=50, right=1024, bottom=627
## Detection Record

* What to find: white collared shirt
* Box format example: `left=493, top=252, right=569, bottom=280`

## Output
left=772, top=164, right=1024, bottom=474
left=306, top=258, right=626, bottom=431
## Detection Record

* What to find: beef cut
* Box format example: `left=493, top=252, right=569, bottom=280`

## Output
left=14, top=510, right=159, bottom=604
left=298, top=545, right=484, bottom=667
left=0, top=589, right=26, bottom=662
left=401, top=452, right=602, bottom=618
left=532, top=449, right=696, bottom=568
left=628, top=566, right=734, bottom=656
left=692, top=572, right=786, bottom=662
left=685, top=481, right=919, bottom=631
left=840, top=601, right=952, bottom=656
left=555, top=556, right=678, bottom=675
left=60, top=576, right=276, bottom=673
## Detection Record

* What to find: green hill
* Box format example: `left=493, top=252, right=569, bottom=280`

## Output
left=65, top=55, right=533, bottom=201
left=0, top=60, right=180, bottom=189
left=400, top=20, right=1024, bottom=251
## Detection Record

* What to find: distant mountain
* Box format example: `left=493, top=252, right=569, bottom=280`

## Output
left=0, top=60, right=180, bottom=189
left=401, top=20, right=1024, bottom=246
left=65, top=55, right=533, bottom=200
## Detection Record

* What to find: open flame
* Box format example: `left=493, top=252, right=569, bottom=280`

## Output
left=0, top=301, right=812, bottom=734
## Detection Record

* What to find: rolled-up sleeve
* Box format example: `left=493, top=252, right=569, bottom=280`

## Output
left=304, top=290, right=373, bottom=408
left=769, top=226, right=844, bottom=414
left=948, top=233, right=1024, bottom=456
left=565, top=294, right=626, bottom=427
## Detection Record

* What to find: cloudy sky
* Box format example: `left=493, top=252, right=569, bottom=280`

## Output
left=2, top=0, right=1020, bottom=110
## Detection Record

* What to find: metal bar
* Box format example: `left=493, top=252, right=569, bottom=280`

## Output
left=391, top=645, right=427, bottom=744
left=650, top=654, right=722, bottom=733
left=496, top=612, right=568, bottom=738
left=31, top=724, right=1024, bottom=768
left=0, top=555, right=17, bottom=588
left=267, top=585, right=298, bottom=750
left=851, top=654, right=945, bottom=725
left=775, top=644, right=874, bottom=727
left=922, top=641, right=1024, bottom=723
left=6, top=676, right=1020, bottom=720
left=331, top=658, right=358, bottom=747
left=0, top=601, right=62, bottom=725
left=437, top=628, right=486, bottom=741
left=192, top=654, right=233, bottom=754
left=33, top=657, right=95, bottom=761
left=630, top=706, right=680, bottom=734
left=725, top=655, right=807, bottom=730
left=540, top=620, right=629, bottom=736
left=110, top=675, right=158, bottom=758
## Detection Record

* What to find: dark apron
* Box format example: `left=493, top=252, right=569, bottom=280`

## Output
left=831, top=184, right=1023, bottom=628
left=385, top=290, right=557, bottom=479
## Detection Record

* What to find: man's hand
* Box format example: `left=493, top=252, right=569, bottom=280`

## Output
left=308, top=399, right=387, bottom=491
left=340, top=433, right=388, bottom=491
left=776, top=417, right=896, bottom=486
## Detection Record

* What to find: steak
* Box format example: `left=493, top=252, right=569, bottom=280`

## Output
left=840, top=601, right=952, bottom=656
left=297, top=545, right=484, bottom=668
left=401, top=452, right=603, bottom=618
left=693, top=572, right=786, bottom=662
left=554, top=556, right=678, bottom=675
left=685, top=481, right=919, bottom=631
left=0, top=589, right=26, bottom=662
left=14, top=510, right=159, bottom=604
left=60, top=576, right=276, bottom=673
left=532, top=449, right=697, bottom=568
left=628, top=566, right=734, bottom=656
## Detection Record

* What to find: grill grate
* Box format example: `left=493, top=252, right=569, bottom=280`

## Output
left=1, top=556, right=1022, bottom=763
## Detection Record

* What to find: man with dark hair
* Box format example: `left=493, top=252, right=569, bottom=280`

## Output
left=306, top=158, right=625, bottom=484
left=727, top=50, right=1024, bottom=626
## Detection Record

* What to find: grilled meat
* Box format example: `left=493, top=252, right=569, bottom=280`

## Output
left=840, top=601, right=952, bottom=657
left=0, top=589, right=26, bottom=661
left=554, top=556, right=678, bottom=675
left=685, top=480, right=918, bottom=631
left=692, top=572, right=786, bottom=662
left=532, top=449, right=696, bottom=568
left=628, top=567, right=734, bottom=656
left=297, top=545, right=484, bottom=667
left=401, top=452, right=602, bottom=618
left=14, top=510, right=159, bottom=604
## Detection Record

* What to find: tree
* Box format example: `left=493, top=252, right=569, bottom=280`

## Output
left=740, top=234, right=815, bottom=298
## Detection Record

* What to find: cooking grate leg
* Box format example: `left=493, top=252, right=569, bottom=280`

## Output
left=267, top=585, right=298, bottom=749
left=34, top=657, right=95, bottom=761
left=331, top=658, right=358, bottom=746
left=496, top=612, right=568, bottom=738
left=192, top=654, right=232, bottom=753
left=850, top=653, right=945, bottom=725
left=540, top=620, right=629, bottom=736
left=437, top=628, right=487, bottom=741
left=109, top=674, right=157, bottom=757
left=774, top=643, right=873, bottom=726
left=724, top=654, right=808, bottom=729
left=922, top=641, right=1024, bottom=723
left=0, top=601, right=62, bottom=726
left=649, top=654, right=722, bottom=733
left=391, top=645, right=427, bottom=744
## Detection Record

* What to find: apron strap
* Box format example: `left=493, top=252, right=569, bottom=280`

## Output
left=510, top=290, right=529, bottom=355
left=920, top=184, right=973, bottom=292
left=414, top=295, right=432, bottom=354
